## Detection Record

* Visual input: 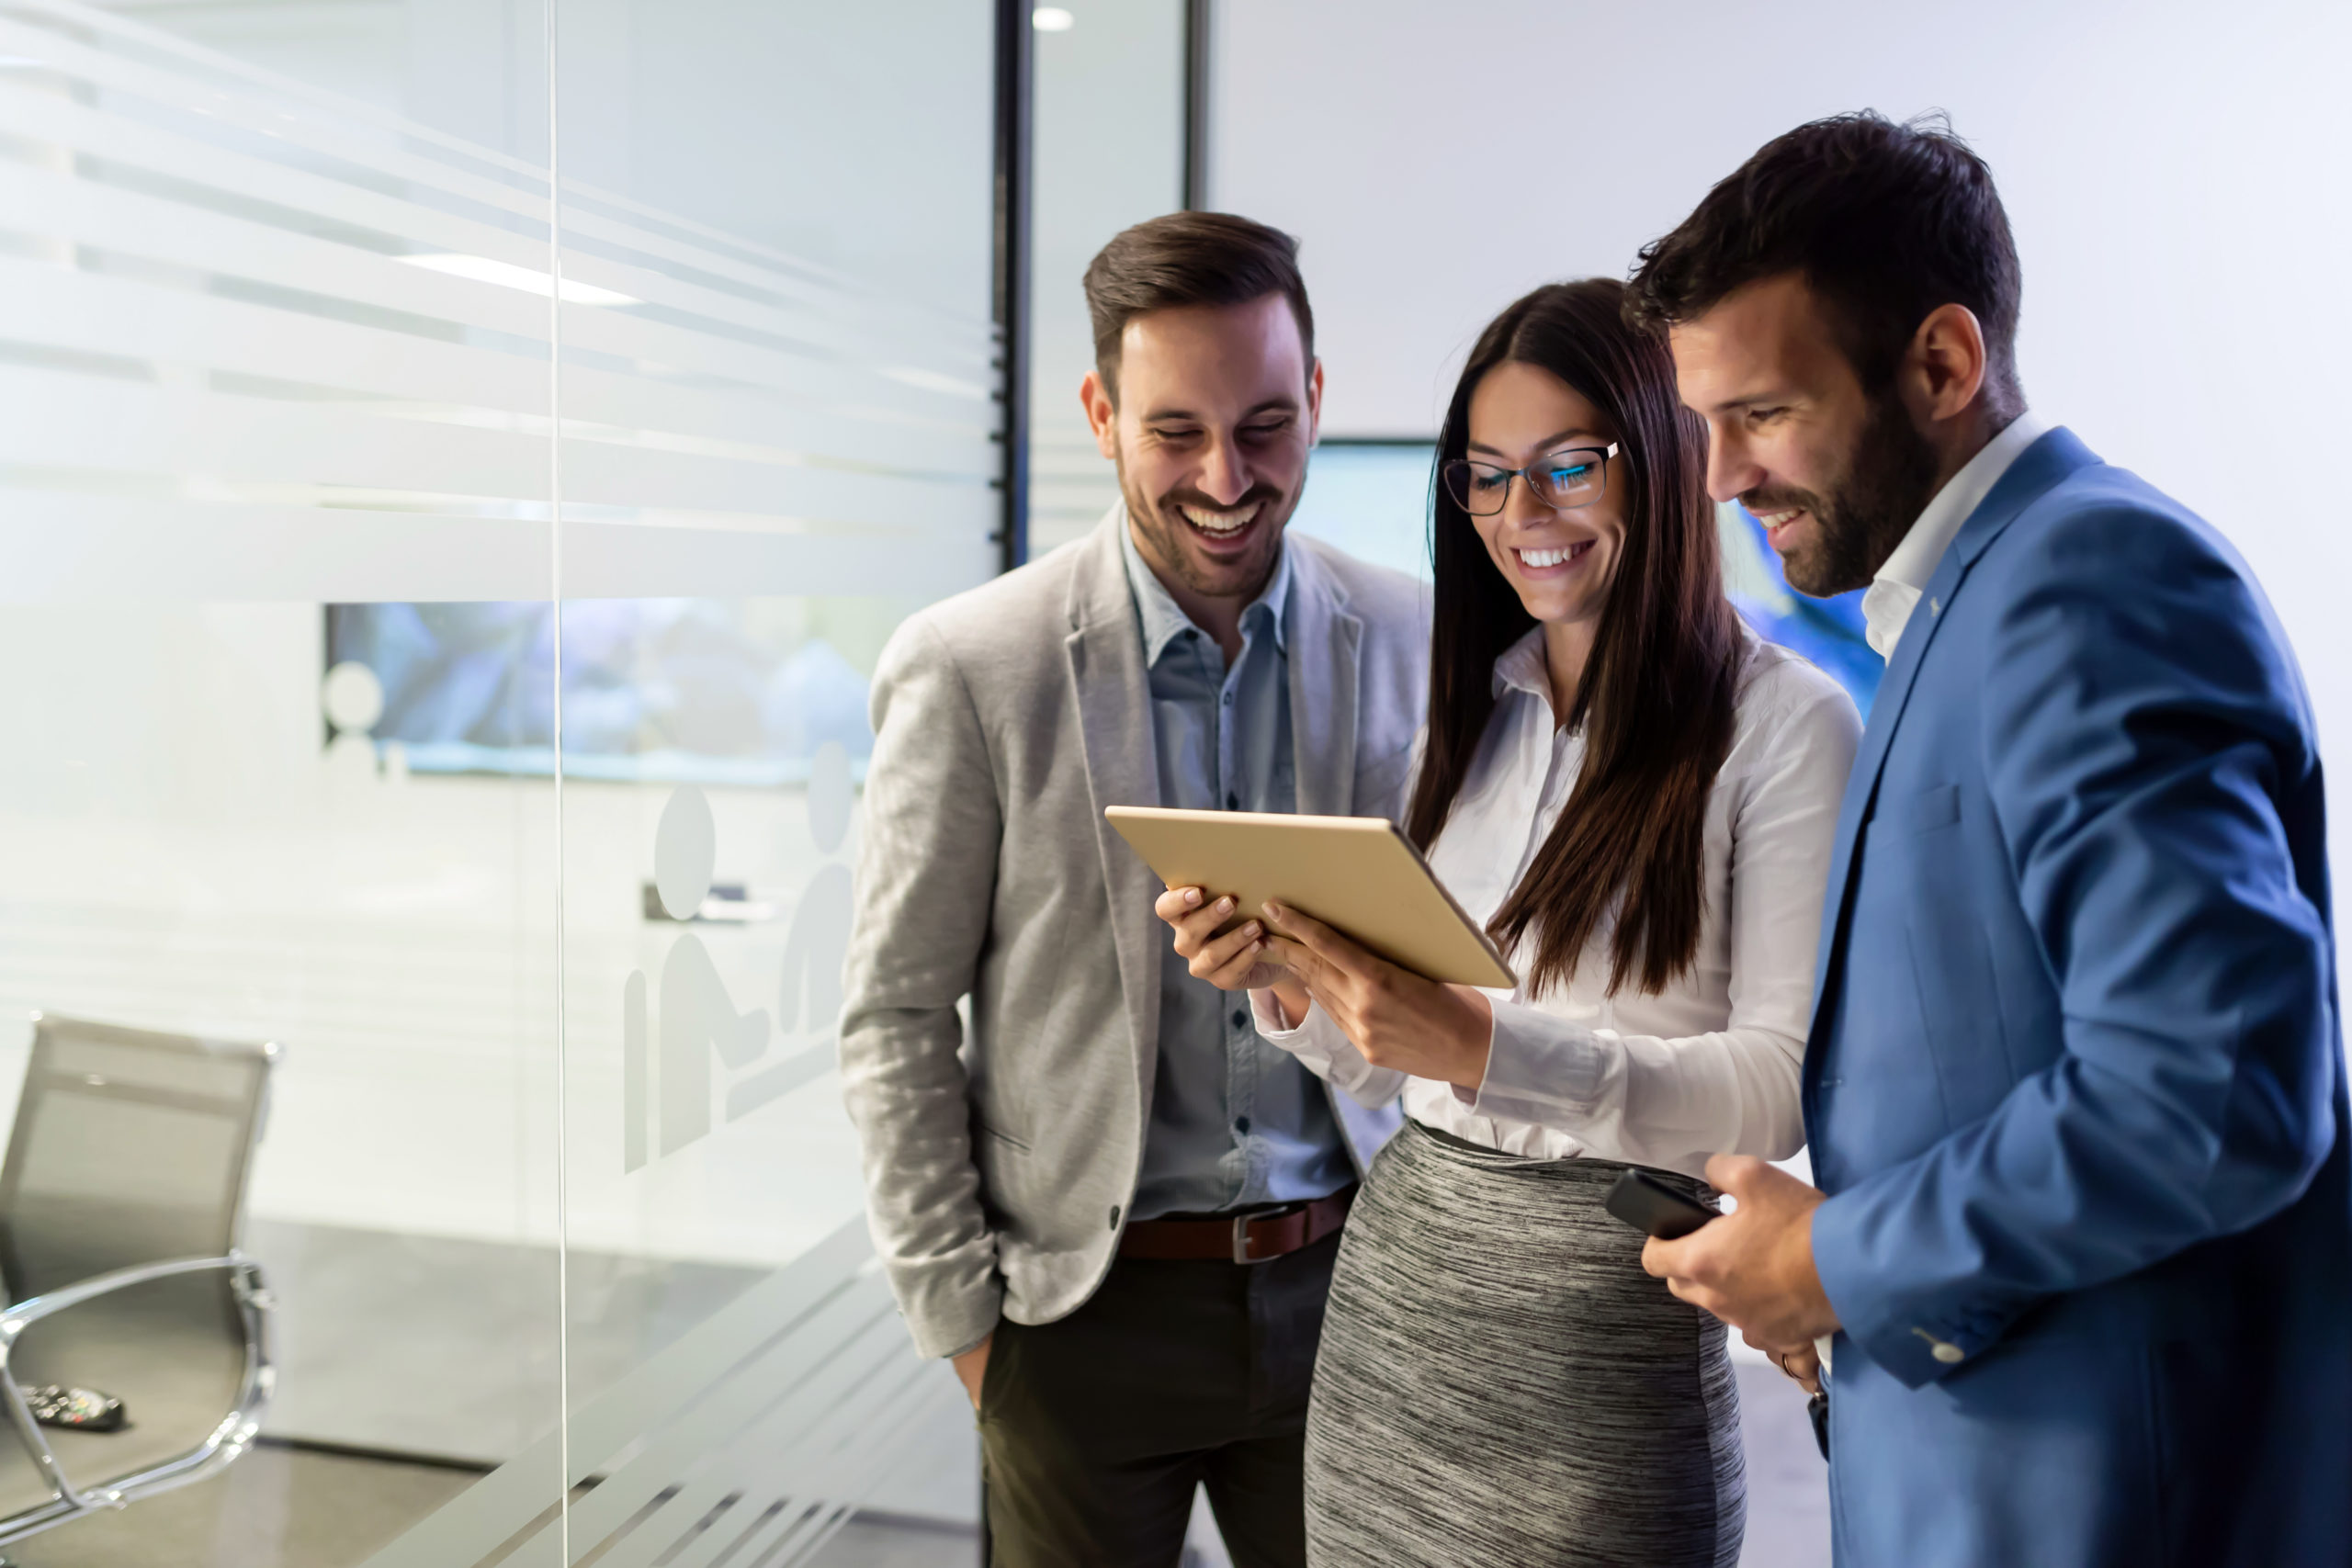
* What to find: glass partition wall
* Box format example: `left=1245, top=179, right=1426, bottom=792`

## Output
left=0, top=2, right=1006, bottom=1563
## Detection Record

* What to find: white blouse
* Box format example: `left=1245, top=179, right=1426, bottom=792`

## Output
left=1255, top=626, right=1860, bottom=1179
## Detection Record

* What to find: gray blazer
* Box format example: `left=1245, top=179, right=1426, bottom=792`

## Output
left=839, top=507, right=1430, bottom=1358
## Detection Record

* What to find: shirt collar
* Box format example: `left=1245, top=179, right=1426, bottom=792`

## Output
left=1861, top=411, right=2052, bottom=659
left=1490, top=626, right=1552, bottom=704
left=1120, top=505, right=1294, bottom=666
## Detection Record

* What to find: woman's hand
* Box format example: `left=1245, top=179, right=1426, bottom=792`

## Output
left=1261, top=902, right=1494, bottom=1090
left=1154, top=886, right=1297, bottom=999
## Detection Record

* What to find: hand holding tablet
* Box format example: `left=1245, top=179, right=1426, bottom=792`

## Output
left=1107, top=807, right=1516, bottom=989
left=1118, top=807, right=1515, bottom=1091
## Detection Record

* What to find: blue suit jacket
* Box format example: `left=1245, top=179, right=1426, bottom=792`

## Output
left=1805, top=429, right=2349, bottom=1566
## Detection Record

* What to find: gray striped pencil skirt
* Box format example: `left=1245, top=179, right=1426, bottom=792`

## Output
left=1304, top=1119, right=1744, bottom=1567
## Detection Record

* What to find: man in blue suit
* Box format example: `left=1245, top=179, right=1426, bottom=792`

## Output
left=1629, top=113, right=2349, bottom=1565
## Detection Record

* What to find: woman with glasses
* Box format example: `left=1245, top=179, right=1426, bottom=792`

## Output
left=1156, top=278, right=1859, bottom=1566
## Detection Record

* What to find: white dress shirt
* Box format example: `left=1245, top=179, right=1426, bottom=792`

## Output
left=1254, top=626, right=1860, bottom=1179
left=1860, top=412, right=2052, bottom=659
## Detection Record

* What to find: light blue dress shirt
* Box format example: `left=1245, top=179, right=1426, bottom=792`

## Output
left=1122, top=526, right=1354, bottom=1219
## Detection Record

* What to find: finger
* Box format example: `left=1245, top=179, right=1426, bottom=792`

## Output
left=1189, top=919, right=1264, bottom=981
left=1703, top=1152, right=1769, bottom=1198
left=1169, top=897, right=1242, bottom=955
left=1260, top=935, right=1329, bottom=990
left=1261, top=902, right=1377, bottom=975
left=1152, top=886, right=1206, bottom=924
left=1640, top=1235, right=1679, bottom=1280
left=1205, top=948, right=1272, bottom=990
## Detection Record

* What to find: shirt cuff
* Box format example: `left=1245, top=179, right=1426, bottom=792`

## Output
left=1462, top=997, right=1612, bottom=1124
left=1250, top=990, right=1406, bottom=1108
left=1250, top=987, right=1308, bottom=1040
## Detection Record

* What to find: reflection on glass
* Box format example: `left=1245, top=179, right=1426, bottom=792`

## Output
left=327, top=597, right=910, bottom=782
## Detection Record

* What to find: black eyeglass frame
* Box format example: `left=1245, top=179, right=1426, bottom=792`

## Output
left=1442, top=442, right=1622, bottom=516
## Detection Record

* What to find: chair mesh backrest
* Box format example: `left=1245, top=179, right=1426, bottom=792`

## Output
left=0, top=1017, right=272, bottom=1303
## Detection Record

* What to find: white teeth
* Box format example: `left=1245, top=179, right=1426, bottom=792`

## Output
left=1180, top=503, right=1259, bottom=536
left=1515, top=543, right=1587, bottom=569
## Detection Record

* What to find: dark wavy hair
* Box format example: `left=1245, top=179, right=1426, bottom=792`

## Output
left=1405, top=279, right=1741, bottom=997
left=1626, top=110, right=2022, bottom=415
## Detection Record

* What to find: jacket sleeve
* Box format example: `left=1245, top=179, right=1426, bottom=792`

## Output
left=1811, top=500, right=2337, bottom=1388
left=837, top=617, right=1006, bottom=1359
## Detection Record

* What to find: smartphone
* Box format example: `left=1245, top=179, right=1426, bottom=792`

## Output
left=1603, top=1168, right=1717, bottom=1240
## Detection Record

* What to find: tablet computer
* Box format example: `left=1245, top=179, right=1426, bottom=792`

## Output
left=1105, top=807, right=1517, bottom=990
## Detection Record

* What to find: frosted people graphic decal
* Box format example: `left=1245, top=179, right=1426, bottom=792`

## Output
left=622, top=745, right=856, bottom=1170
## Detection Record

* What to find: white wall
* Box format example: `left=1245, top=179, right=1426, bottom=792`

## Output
left=1213, top=0, right=2352, bottom=953
left=1028, top=0, right=1188, bottom=555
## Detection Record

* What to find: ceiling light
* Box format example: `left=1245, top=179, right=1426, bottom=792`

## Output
left=1033, top=7, right=1074, bottom=32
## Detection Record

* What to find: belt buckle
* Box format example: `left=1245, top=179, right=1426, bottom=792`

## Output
left=1231, top=1204, right=1297, bottom=1265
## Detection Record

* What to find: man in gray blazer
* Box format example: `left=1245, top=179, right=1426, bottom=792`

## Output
left=840, top=212, right=1428, bottom=1566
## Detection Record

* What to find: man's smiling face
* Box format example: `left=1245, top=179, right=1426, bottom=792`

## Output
left=1089, top=292, right=1320, bottom=604
left=1668, top=272, right=1937, bottom=597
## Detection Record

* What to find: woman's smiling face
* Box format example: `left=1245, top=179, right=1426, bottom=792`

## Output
left=1464, top=360, right=1627, bottom=633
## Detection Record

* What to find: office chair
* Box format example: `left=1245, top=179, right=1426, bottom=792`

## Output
left=0, top=1014, right=277, bottom=1553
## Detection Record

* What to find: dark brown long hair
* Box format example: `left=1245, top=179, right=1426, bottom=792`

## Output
left=1404, top=279, right=1742, bottom=996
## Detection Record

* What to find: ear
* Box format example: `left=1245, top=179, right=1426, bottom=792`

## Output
left=1900, top=303, right=1989, bottom=427
left=1305, top=357, right=1326, bottom=446
left=1080, top=369, right=1119, bottom=460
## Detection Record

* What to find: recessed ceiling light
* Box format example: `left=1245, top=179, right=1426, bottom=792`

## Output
left=1032, top=7, right=1074, bottom=32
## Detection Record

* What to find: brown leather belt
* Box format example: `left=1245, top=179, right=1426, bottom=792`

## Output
left=1118, top=1186, right=1356, bottom=1265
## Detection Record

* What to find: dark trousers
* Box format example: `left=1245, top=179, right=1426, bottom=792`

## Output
left=978, top=1230, right=1340, bottom=1568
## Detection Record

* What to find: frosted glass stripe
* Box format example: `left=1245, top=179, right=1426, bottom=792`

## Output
left=0, top=17, right=554, bottom=225
left=0, top=488, right=995, bottom=604
left=356, top=1222, right=875, bottom=1568
left=553, top=1287, right=908, bottom=1560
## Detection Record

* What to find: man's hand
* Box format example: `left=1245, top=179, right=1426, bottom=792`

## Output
left=1748, top=1329, right=1823, bottom=1395
left=951, top=1334, right=991, bottom=1411
left=1643, top=1155, right=1838, bottom=1353
left=1261, top=902, right=1493, bottom=1090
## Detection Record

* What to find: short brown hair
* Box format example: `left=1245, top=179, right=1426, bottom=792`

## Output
left=1081, top=211, right=1315, bottom=400
left=1627, top=112, right=2023, bottom=414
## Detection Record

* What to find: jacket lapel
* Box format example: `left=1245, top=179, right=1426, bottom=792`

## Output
left=1287, top=543, right=1363, bottom=818
left=1806, top=428, right=2101, bottom=1049
left=1064, top=506, right=1163, bottom=1102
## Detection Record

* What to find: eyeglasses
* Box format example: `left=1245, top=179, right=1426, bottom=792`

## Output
left=1442, top=443, right=1620, bottom=516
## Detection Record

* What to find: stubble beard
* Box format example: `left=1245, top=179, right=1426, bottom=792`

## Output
left=1117, top=457, right=1295, bottom=604
left=1767, top=391, right=1943, bottom=600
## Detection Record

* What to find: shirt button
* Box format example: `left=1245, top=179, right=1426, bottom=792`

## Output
left=1222, top=692, right=1233, bottom=705
left=1913, top=1328, right=1965, bottom=1364
left=1226, top=792, right=1238, bottom=809
left=1108, top=1205, right=1121, bottom=1230
left=1232, top=1010, right=1249, bottom=1030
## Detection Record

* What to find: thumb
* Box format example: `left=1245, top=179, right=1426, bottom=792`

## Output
left=1704, top=1153, right=1768, bottom=1200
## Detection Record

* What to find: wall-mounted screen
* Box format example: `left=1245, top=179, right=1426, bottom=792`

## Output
left=325, top=595, right=911, bottom=784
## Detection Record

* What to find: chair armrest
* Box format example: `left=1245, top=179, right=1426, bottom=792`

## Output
left=0, top=1253, right=274, bottom=1515
left=0, top=1253, right=262, bottom=1336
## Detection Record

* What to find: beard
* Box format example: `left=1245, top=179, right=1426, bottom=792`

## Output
left=1752, top=390, right=1942, bottom=599
left=1118, top=461, right=1297, bottom=603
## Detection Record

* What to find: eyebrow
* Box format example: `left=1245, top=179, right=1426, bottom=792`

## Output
left=1141, top=397, right=1302, bottom=423
left=1465, top=427, right=1607, bottom=457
